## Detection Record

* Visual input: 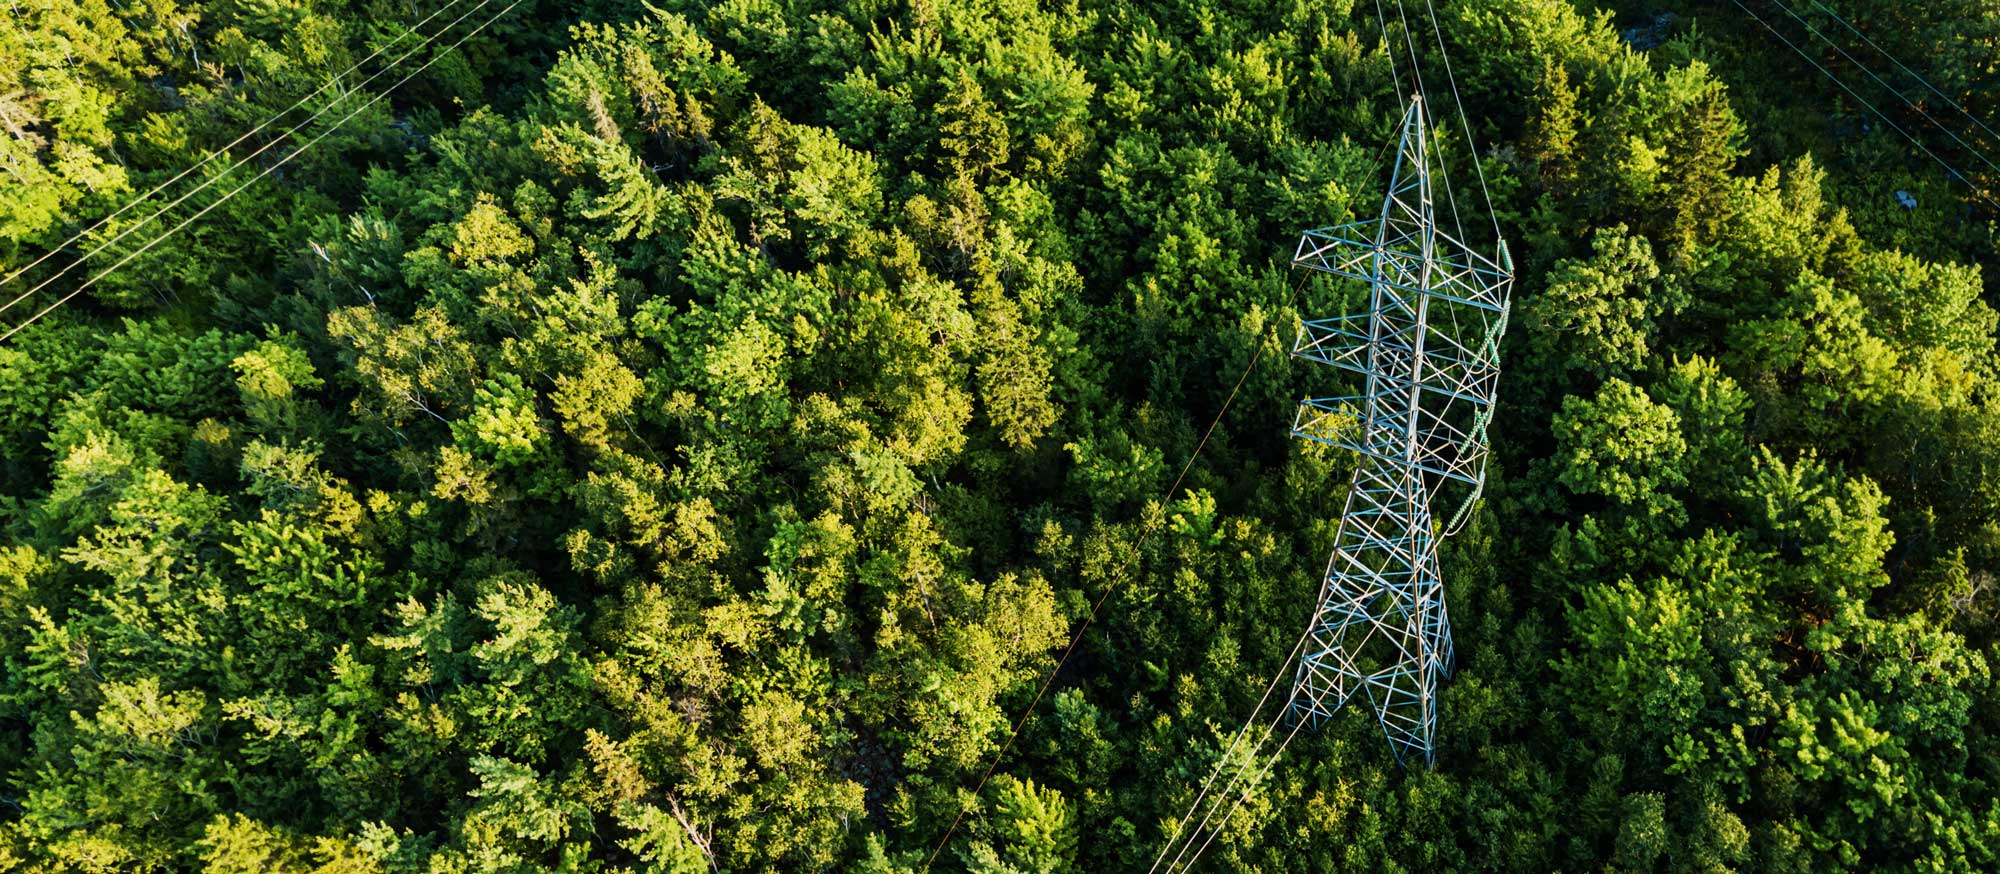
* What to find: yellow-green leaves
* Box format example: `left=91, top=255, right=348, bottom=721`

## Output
left=1552, top=378, right=1689, bottom=520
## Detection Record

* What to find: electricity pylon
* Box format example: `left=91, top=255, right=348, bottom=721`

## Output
left=1286, top=95, right=1513, bottom=766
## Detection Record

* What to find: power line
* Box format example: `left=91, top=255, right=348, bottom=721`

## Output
left=1143, top=133, right=1400, bottom=873
left=1724, top=0, right=2000, bottom=212
left=1372, top=0, right=1407, bottom=108
left=0, top=0, right=475, bottom=302
left=1767, top=0, right=2000, bottom=191
left=1154, top=644, right=1305, bottom=872
left=1145, top=623, right=1314, bottom=874
left=1164, top=723, right=1290, bottom=872
left=1168, top=706, right=1311, bottom=872
left=0, top=0, right=526, bottom=344
left=1419, top=0, right=1503, bottom=242
left=1153, top=602, right=1358, bottom=873
left=919, top=283, right=1290, bottom=871
left=1388, top=0, right=1470, bottom=248
left=1805, top=0, right=2000, bottom=147
left=0, top=0, right=490, bottom=319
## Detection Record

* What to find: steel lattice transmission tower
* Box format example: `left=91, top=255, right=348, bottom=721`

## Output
left=1285, top=95, right=1514, bottom=765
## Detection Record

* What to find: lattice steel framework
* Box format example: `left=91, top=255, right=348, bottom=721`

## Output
left=1286, top=95, right=1513, bottom=765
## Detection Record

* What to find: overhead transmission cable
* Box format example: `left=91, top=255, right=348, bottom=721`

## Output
left=1152, top=625, right=1313, bottom=873
left=0, top=0, right=490, bottom=319
left=1372, top=0, right=1407, bottom=108
left=1144, top=621, right=1316, bottom=874
left=1169, top=698, right=1317, bottom=872
left=0, top=0, right=476, bottom=304
left=1724, top=0, right=2000, bottom=211
left=0, top=0, right=526, bottom=344
left=1766, top=0, right=2000, bottom=192
left=1154, top=2, right=1508, bottom=868
left=918, top=293, right=1287, bottom=872
left=1420, top=0, right=1502, bottom=243
left=1166, top=488, right=1447, bottom=872
left=1804, top=0, right=2000, bottom=146
left=1155, top=566, right=1366, bottom=874
left=1388, top=0, right=1470, bottom=248
left=1146, top=134, right=1399, bottom=874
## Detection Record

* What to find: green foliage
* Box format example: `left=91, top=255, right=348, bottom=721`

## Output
left=1552, top=379, right=1689, bottom=520
left=1524, top=226, right=1679, bottom=378
left=959, top=776, right=1078, bottom=874
left=2, top=0, right=1999, bottom=871
left=452, top=373, right=548, bottom=466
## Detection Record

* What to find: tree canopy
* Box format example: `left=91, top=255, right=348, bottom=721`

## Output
left=2, top=0, right=1998, bottom=871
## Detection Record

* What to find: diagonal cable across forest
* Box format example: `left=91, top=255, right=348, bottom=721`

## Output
left=1765, top=0, right=2000, bottom=190
left=0, top=0, right=479, bottom=305
left=1802, top=0, right=2000, bottom=147
left=0, top=0, right=527, bottom=343
left=1725, top=0, right=2000, bottom=211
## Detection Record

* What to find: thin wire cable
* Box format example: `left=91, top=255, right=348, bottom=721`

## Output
left=1725, top=0, right=2000, bottom=211
left=1372, top=0, right=1407, bottom=107
left=1419, top=0, right=1503, bottom=242
left=1768, top=0, right=2000, bottom=187
left=920, top=294, right=1286, bottom=872
left=0, top=0, right=525, bottom=344
left=0, top=0, right=491, bottom=319
left=1145, top=626, right=1312, bottom=874
left=1175, top=607, right=1427, bottom=873
left=1162, top=709, right=1292, bottom=873
left=1168, top=688, right=1312, bottom=864
left=1157, top=644, right=1306, bottom=874
left=1805, top=0, right=2000, bottom=146
left=1390, top=0, right=1469, bottom=250
left=1146, top=136, right=1397, bottom=874
left=0, top=0, right=473, bottom=296
left=1179, top=636, right=1418, bottom=873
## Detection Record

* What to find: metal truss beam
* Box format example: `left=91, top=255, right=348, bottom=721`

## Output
left=1286, top=95, right=1514, bottom=766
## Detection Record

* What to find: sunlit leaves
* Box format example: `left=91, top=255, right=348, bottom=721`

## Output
left=1524, top=226, right=1677, bottom=378
left=1551, top=379, right=1688, bottom=521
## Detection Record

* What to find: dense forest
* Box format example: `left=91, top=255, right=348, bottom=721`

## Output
left=2, top=0, right=1997, bottom=870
